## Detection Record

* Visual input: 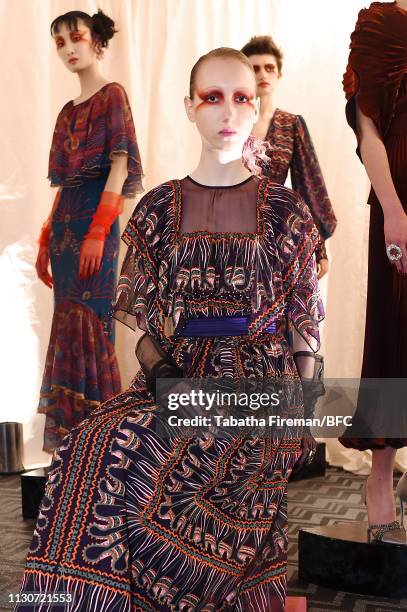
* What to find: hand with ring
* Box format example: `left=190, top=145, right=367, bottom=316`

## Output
left=384, top=209, right=407, bottom=275
left=386, top=243, right=403, bottom=263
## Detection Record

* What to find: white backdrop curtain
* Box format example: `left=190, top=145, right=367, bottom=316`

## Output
left=1, top=0, right=406, bottom=471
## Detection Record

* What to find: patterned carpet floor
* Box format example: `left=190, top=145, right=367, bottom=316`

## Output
left=0, top=467, right=406, bottom=611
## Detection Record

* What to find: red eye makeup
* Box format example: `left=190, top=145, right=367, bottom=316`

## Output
left=265, top=64, right=276, bottom=73
left=70, top=30, right=89, bottom=43
left=253, top=64, right=276, bottom=74
left=195, top=89, right=224, bottom=110
left=54, top=29, right=89, bottom=50
left=234, top=91, right=255, bottom=109
left=55, top=36, right=65, bottom=49
left=195, top=89, right=255, bottom=111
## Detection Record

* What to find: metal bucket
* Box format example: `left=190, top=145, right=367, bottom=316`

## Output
left=0, top=422, right=24, bottom=474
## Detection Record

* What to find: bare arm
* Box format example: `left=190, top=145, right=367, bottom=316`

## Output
left=104, top=153, right=129, bottom=193
left=357, top=104, right=407, bottom=273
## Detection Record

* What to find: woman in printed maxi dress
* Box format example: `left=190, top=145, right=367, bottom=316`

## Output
left=35, top=10, right=143, bottom=452
left=18, top=48, right=323, bottom=611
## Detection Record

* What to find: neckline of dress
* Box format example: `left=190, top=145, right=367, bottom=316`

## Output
left=185, top=175, right=255, bottom=189
left=70, top=82, right=114, bottom=108
left=174, top=177, right=266, bottom=239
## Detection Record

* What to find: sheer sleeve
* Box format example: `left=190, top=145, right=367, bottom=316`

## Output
left=283, top=195, right=325, bottom=353
left=113, top=182, right=185, bottom=389
left=112, top=185, right=168, bottom=343
left=291, top=115, right=337, bottom=240
left=288, top=252, right=324, bottom=353
left=105, top=83, right=144, bottom=196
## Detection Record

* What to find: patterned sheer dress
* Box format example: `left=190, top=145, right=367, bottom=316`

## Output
left=18, top=176, right=323, bottom=611
left=262, top=108, right=337, bottom=263
left=39, top=82, right=143, bottom=451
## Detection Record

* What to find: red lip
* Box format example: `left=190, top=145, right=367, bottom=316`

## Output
left=219, top=129, right=237, bottom=136
left=258, top=81, right=269, bottom=87
left=68, top=58, right=78, bottom=65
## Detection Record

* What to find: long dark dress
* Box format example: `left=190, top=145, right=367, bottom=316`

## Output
left=262, top=108, right=337, bottom=262
left=17, top=177, right=323, bottom=611
left=39, top=82, right=143, bottom=452
left=340, top=2, right=407, bottom=450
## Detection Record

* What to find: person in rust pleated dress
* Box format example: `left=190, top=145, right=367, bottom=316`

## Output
left=340, top=1, right=407, bottom=543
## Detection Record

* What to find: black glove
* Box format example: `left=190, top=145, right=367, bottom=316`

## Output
left=290, top=351, right=325, bottom=475
left=293, top=351, right=325, bottom=419
left=145, top=358, right=184, bottom=400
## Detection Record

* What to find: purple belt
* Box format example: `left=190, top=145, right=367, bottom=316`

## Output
left=180, top=315, right=276, bottom=337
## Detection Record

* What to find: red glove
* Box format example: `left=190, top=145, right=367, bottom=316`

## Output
left=79, top=191, right=124, bottom=278
left=84, top=191, right=124, bottom=241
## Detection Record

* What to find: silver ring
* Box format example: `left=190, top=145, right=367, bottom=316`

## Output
left=386, top=243, right=403, bottom=262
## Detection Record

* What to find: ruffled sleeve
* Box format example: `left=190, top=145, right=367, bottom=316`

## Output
left=104, top=83, right=144, bottom=196
left=112, top=182, right=173, bottom=349
left=343, top=2, right=407, bottom=155
left=281, top=193, right=325, bottom=352
left=291, top=115, right=337, bottom=240
left=48, top=82, right=143, bottom=197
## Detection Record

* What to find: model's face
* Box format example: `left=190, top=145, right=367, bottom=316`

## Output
left=185, top=57, right=259, bottom=153
left=53, top=21, right=98, bottom=72
left=247, top=54, right=281, bottom=97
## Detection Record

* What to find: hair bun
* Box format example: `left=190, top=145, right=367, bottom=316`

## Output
left=91, top=9, right=117, bottom=47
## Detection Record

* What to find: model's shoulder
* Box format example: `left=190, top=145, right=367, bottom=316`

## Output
left=56, top=99, right=73, bottom=117
left=102, top=81, right=130, bottom=102
left=135, top=180, right=176, bottom=210
left=367, top=1, right=392, bottom=11
left=275, top=108, right=298, bottom=121
left=262, top=178, right=300, bottom=201
left=273, top=108, right=299, bottom=126
left=357, top=1, right=392, bottom=22
left=262, top=178, right=312, bottom=224
left=53, top=101, right=73, bottom=129
left=143, top=180, right=177, bottom=199
left=104, top=81, right=126, bottom=93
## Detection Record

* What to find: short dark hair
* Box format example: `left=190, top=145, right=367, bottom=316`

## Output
left=241, top=36, right=283, bottom=73
left=50, top=9, right=117, bottom=48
